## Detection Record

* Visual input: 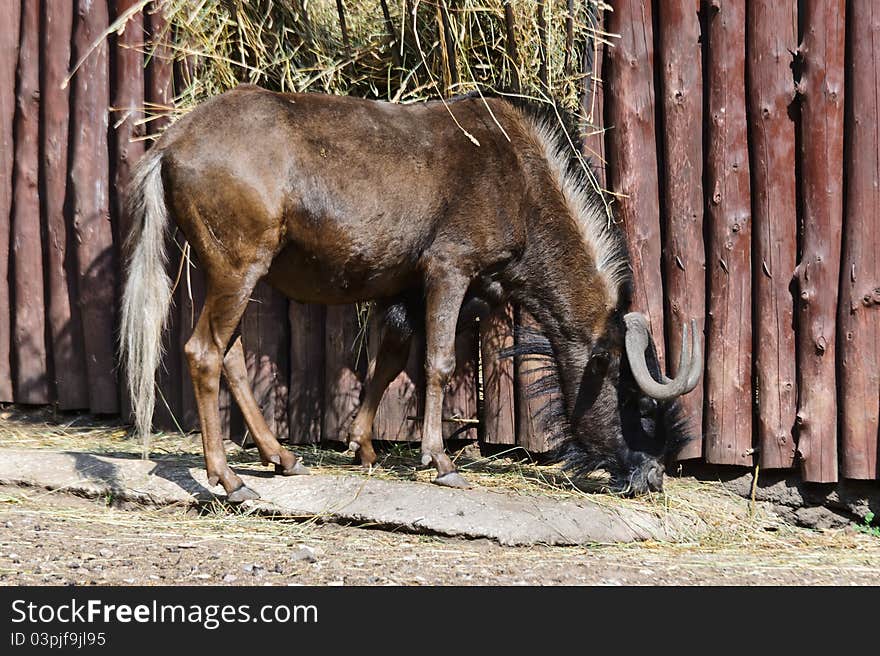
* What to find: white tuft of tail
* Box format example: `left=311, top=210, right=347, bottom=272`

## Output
left=119, top=149, right=172, bottom=458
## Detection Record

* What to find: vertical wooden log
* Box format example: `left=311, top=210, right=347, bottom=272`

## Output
left=289, top=302, right=324, bottom=444
left=604, top=0, right=665, bottom=362
left=564, top=0, right=575, bottom=76
left=443, top=322, right=478, bottom=442
left=480, top=305, right=516, bottom=445
left=795, top=0, right=845, bottom=483
left=515, top=309, right=553, bottom=453
left=747, top=0, right=798, bottom=469
left=580, top=4, right=605, bottom=186
left=703, top=0, right=752, bottom=466
left=501, top=0, right=520, bottom=92
left=536, top=0, right=548, bottom=89
left=11, top=0, right=49, bottom=403
left=42, top=0, right=88, bottom=410
left=655, top=0, right=706, bottom=458
left=438, top=1, right=459, bottom=93
left=0, top=0, right=20, bottom=403
left=335, top=0, right=350, bottom=55
left=110, top=1, right=145, bottom=251
left=145, top=3, right=172, bottom=135
left=242, top=282, right=290, bottom=439
left=839, top=1, right=877, bottom=480
left=323, top=304, right=365, bottom=443
left=145, top=3, right=182, bottom=430
left=70, top=0, right=118, bottom=414
left=111, top=0, right=146, bottom=420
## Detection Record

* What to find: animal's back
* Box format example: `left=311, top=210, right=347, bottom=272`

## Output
left=156, top=85, right=531, bottom=303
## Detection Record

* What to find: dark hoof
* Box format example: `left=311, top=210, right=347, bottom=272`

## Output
left=433, top=471, right=471, bottom=489
left=275, top=461, right=310, bottom=476
left=227, top=485, right=260, bottom=503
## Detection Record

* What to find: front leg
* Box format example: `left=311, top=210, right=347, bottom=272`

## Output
left=421, top=266, right=471, bottom=489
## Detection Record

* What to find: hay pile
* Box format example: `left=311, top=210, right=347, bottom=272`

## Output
left=155, top=0, right=608, bottom=134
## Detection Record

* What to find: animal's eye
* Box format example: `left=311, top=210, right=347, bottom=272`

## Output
left=638, top=397, right=657, bottom=417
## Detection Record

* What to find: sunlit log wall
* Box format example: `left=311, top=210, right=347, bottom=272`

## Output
left=1, top=0, right=878, bottom=484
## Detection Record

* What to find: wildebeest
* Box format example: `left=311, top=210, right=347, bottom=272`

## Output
left=121, top=84, right=701, bottom=502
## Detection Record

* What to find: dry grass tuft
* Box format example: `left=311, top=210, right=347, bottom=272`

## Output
left=4, top=408, right=879, bottom=562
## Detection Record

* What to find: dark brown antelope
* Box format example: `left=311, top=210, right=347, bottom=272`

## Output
left=121, top=84, right=701, bottom=502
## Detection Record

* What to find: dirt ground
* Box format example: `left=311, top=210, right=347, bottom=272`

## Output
left=2, top=484, right=880, bottom=586
left=1, top=409, right=879, bottom=586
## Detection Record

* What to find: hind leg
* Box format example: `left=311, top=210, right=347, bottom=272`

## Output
left=348, top=300, right=416, bottom=467
left=222, top=336, right=309, bottom=476
left=185, top=271, right=265, bottom=502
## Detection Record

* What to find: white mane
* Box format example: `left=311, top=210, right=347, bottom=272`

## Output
left=522, top=114, right=630, bottom=308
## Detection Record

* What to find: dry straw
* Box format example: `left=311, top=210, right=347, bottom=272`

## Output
left=149, top=0, right=610, bottom=156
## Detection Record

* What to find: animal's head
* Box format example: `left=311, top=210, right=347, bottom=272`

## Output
left=535, top=311, right=701, bottom=496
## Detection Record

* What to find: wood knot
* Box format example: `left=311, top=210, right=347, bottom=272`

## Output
left=815, top=335, right=827, bottom=354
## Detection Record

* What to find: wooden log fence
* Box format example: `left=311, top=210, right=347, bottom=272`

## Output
left=0, top=0, right=877, bottom=485
left=746, top=0, right=797, bottom=469
left=795, top=0, right=846, bottom=482
left=43, top=0, right=88, bottom=411
left=703, top=0, right=752, bottom=467
left=655, top=0, right=705, bottom=459
left=839, top=1, right=880, bottom=480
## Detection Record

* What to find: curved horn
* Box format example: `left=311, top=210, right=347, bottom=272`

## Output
left=624, top=312, right=693, bottom=400
left=657, top=320, right=703, bottom=393
left=683, top=319, right=703, bottom=393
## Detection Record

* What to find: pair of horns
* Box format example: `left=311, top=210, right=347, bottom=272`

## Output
left=623, top=312, right=702, bottom=401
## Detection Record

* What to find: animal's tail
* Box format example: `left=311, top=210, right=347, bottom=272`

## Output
left=119, top=149, right=172, bottom=458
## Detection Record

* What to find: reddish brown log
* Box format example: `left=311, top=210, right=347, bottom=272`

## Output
left=501, top=0, right=520, bottom=92
left=111, top=1, right=145, bottom=248
left=0, top=0, right=20, bottom=402
left=242, top=282, right=290, bottom=439
left=145, top=3, right=172, bottom=136
left=655, top=0, right=706, bottom=459
left=703, top=0, right=752, bottom=466
left=515, top=309, right=553, bottom=453
left=145, top=4, right=182, bottom=430
left=839, top=2, right=878, bottom=480
left=111, top=1, right=146, bottom=421
left=580, top=4, right=605, bottom=187
left=795, top=0, right=845, bottom=483
left=42, top=0, right=88, bottom=410
left=443, top=322, right=479, bottom=442
left=747, top=0, right=798, bottom=469
left=289, top=302, right=324, bottom=444
left=70, top=0, right=118, bottom=413
left=536, top=0, right=548, bottom=89
left=603, top=0, right=665, bottom=362
left=12, top=0, right=49, bottom=403
left=479, top=306, right=516, bottom=445
left=324, top=304, right=365, bottom=443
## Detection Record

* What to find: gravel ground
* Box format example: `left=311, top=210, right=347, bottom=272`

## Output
left=2, top=484, right=879, bottom=586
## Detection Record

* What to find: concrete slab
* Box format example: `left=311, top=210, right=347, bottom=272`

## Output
left=0, top=449, right=699, bottom=545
